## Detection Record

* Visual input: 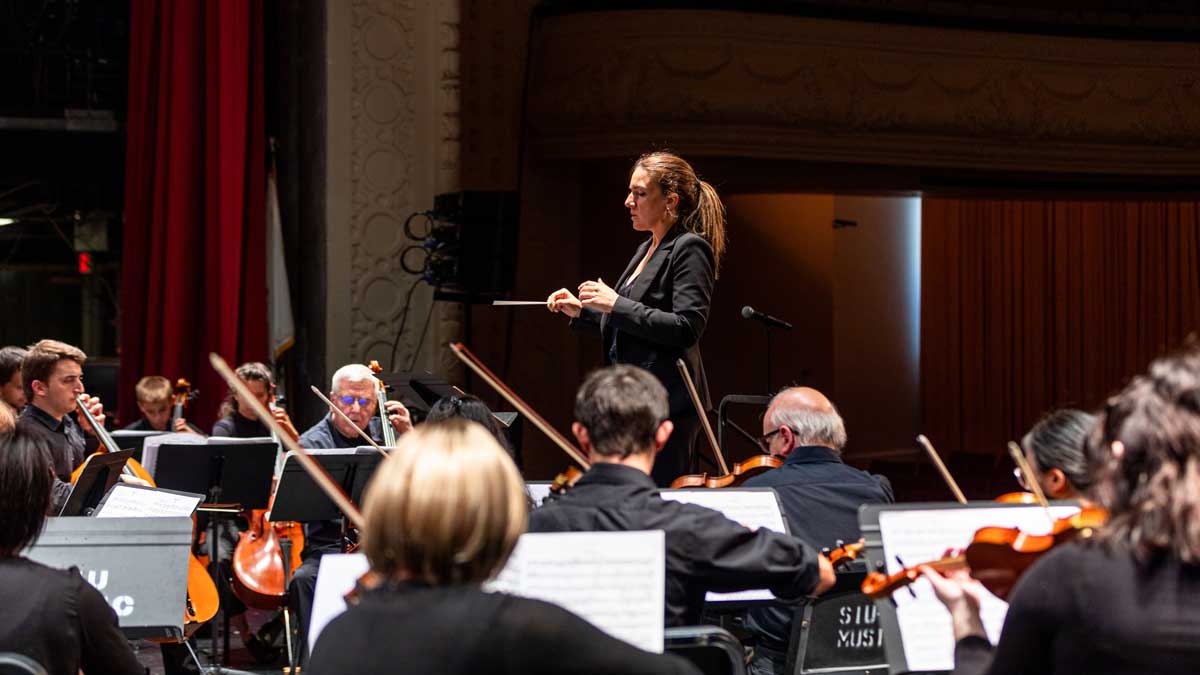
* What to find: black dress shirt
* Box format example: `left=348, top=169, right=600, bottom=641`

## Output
left=307, top=581, right=700, bottom=675
left=741, top=446, right=894, bottom=646
left=527, top=462, right=822, bottom=626
left=952, top=541, right=1200, bottom=675
left=0, top=557, right=142, bottom=675
left=18, top=405, right=98, bottom=514
left=211, top=413, right=271, bottom=438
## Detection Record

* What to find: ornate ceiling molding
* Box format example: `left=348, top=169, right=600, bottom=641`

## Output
left=526, top=10, right=1200, bottom=174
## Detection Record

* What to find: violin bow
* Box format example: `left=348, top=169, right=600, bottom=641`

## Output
left=916, top=434, right=968, bottom=504
left=210, top=353, right=365, bottom=530
left=308, top=385, right=389, bottom=457
left=1007, top=441, right=1055, bottom=525
left=676, top=358, right=729, bottom=476
left=449, top=342, right=590, bottom=470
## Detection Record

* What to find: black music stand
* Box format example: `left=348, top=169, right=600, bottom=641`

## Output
left=271, top=449, right=382, bottom=525
left=58, top=450, right=135, bottom=517
left=111, top=429, right=168, bottom=464
left=375, top=370, right=523, bottom=455
left=153, top=440, right=277, bottom=675
left=786, top=567, right=889, bottom=675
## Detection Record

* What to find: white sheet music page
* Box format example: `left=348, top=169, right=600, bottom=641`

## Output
left=878, top=505, right=1080, bottom=672
left=308, top=553, right=370, bottom=650
left=660, top=489, right=787, bottom=602
left=140, top=432, right=206, bottom=478
left=489, top=530, right=666, bottom=653
left=525, top=482, right=553, bottom=507
left=93, top=484, right=203, bottom=519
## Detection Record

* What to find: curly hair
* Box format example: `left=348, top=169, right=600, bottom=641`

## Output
left=1086, top=343, right=1200, bottom=563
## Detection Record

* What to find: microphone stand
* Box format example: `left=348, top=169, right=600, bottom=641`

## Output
left=765, top=325, right=773, bottom=394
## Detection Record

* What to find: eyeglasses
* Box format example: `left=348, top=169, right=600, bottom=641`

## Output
left=1012, top=467, right=1031, bottom=490
left=757, top=427, right=787, bottom=452
left=336, top=395, right=372, bottom=407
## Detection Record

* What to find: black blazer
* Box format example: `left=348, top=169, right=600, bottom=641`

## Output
left=574, top=226, right=713, bottom=417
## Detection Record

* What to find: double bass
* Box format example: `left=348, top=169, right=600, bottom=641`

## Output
left=367, top=360, right=397, bottom=447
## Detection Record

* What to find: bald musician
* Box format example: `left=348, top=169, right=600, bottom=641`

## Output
left=741, top=387, right=893, bottom=675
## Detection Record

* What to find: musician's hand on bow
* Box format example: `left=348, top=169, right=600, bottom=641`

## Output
left=578, top=277, right=617, bottom=314
left=920, top=551, right=987, bottom=640
left=384, top=400, right=413, bottom=436
left=546, top=288, right=582, bottom=319
left=77, top=394, right=106, bottom=437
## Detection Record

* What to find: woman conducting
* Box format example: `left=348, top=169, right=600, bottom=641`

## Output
left=922, top=345, right=1200, bottom=674
left=306, top=419, right=699, bottom=674
left=547, top=151, right=726, bottom=486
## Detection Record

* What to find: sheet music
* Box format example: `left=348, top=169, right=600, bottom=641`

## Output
left=660, top=489, right=787, bottom=602
left=489, top=531, right=665, bottom=653
left=526, top=481, right=553, bottom=507
left=310, top=531, right=665, bottom=654
left=878, top=505, right=1080, bottom=672
left=94, top=484, right=203, bottom=519
left=140, top=432, right=206, bottom=478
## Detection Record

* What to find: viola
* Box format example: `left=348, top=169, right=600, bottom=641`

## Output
left=669, top=358, right=783, bottom=488
left=449, top=343, right=589, bottom=493
left=367, top=360, right=397, bottom=447
left=860, top=506, right=1108, bottom=601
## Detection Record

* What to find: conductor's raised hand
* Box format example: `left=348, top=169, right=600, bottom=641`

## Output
left=578, top=278, right=617, bottom=314
left=76, top=394, right=106, bottom=437
left=546, top=288, right=582, bottom=319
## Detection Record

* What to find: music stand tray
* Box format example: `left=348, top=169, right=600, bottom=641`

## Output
left=59, top=450, right=136, bottom=517
left=271, top=449, right=383, bottom=523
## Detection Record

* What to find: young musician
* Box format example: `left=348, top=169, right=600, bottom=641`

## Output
left=1015, top=409, right=1095, bottom=500
left=122, top=375, right=202, bottom=434
left=741, top=386, right=893, bottom=674
left=0, top=426, right=142, bottom=674
left=528, top=365, right=835, bottom=626
left=307, top=419, right=701, bottom=675
left=923, top=345, right=1200, bottom=675
left=15, top=339, right=109, bottom=513
left=289, top=363, right=412, bottom=662
left=211, top=361, right=297, bottom=440
left=0, top=345, right=27, bottom=412
left=547, top=151, right=726, bottom=486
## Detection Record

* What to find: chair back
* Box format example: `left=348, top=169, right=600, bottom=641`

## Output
left=665, top=625, right=746, bottom=675
left=0, top=653, right=48, bottom=675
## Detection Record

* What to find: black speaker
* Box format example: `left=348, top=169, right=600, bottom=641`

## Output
left=428, top=191, right=519, bottom=302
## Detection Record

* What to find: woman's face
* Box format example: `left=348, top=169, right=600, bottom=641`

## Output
left=624, top=167, right=675, bottom=233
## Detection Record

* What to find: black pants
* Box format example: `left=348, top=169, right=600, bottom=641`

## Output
left=651, top=415, right=699, bottom=487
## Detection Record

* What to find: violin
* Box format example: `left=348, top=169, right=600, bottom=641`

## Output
left=825, top=539, right=865, bottom=571
left=368, top=361, right=397, bottom=447
left=669, top=359, right=782, bottom=489
left=860, top=506, right=1108, bottom=601
left=449, top=343, right=589, bottom=493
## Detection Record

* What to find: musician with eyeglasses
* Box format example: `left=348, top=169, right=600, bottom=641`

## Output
left=289, top=363, right=413, bottom=664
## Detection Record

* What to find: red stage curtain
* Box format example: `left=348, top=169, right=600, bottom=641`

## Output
left=920, top=198, right=1200, bottom=492
left=120, top=0, right=266, bottom=428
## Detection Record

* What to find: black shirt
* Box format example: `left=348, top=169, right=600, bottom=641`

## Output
left=307, top=582, right=700, bottom=675
left=527, top=462, right=822, bottom=626
left=0, top=557, right=142, bottom=675
left=212, top=413, right=271, bottom=438
left=18, top=405, right=98, bottom=514
left=122, top=416, right=203, bottom=434
left=954, top=541, right=1200, bottom=675
left=741, top=446, right=894, bottom=647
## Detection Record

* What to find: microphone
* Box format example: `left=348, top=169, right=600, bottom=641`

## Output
left=741, top=305, right=793, bottom=331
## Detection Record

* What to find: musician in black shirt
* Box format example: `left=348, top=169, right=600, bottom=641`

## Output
left=528, top=364, right=835, bottom=626
left=308, top=418, right=699, bottom=675
left=211, top=361, right=298, bottom=439
left=923, top=345, right=1200, bottom=675
left=15, top=340, right=109, bottom=513
left=122, top=375, right=203, bottom=434
left=0, top=426, right=142, bottom=675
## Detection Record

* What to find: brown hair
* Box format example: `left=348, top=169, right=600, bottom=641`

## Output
left=21, top=339, right=87, bottom=402
left=0, top=346, right=27, bottom=386
left=219, top=361, right=274, bottom=418
left=0, top=428, right=54, bottom=557
left=633, top=151, right=727, bottom=275
left=361, top=418, right=527, bottom=585
left=574, top=365, right=669, bottom=459
left=1086, top=342, right=1200, bottom=563
left=135, top=376, right=173, bottom=404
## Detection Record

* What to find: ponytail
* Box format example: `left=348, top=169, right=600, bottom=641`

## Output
left=685, top=179, right=726, bottom=277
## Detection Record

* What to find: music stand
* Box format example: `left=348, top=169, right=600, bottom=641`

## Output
left=111, top=429, right=168, bottom=464
left=58, top=450, right=135, bottom=517
left=375, top=370, right=522, bottom=450
left=270, top=449, right=382, bottom=525
left=153, top=440, right=278, bottom=675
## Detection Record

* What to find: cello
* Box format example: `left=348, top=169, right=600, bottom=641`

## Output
left=670, top=359, right=781, bottom=488
left=169, top=378, right=199, bottom=432
left=367, top=360, right=397, bottom=447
